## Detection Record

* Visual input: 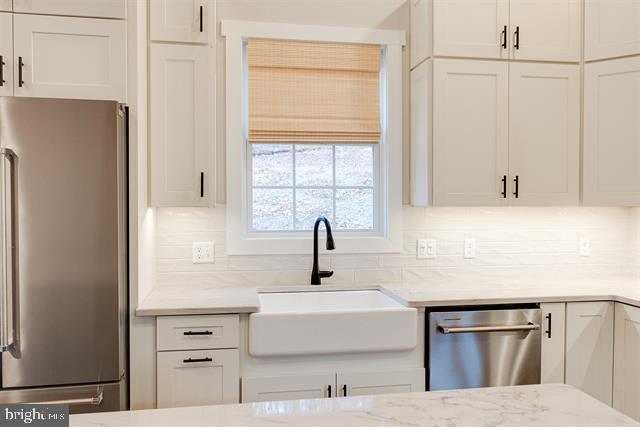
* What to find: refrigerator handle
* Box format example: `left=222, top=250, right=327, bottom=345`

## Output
left=0, top=148, right=17, bottom=353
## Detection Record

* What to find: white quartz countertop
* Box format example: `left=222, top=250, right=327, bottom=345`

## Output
left=70, top=384, right=638, bottom=426
left=136, top=275, right=640, bottom=316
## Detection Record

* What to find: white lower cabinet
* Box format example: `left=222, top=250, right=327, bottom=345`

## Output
left=242, top=373, right=334, bottom=403
left=157, top=349, right=239, bottom=408
left=242, top=368, right=425, bottom=403
left=540, top=303, right=566, bottom=384
left=613, top=303, right=640, bottom=421
left=565, top=301, right=614, bottom=405
left=338, top=368, right=425, bottom=397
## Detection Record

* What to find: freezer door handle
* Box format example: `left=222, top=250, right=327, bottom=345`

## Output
left=0, top=148, right=17, bottom=353
left=28, top=386, right=104, bottom=407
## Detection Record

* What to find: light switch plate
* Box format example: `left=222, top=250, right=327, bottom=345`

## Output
left=192, top=242, right=214, bottom=264
left=579, top=238, right=590, bottom=257
left=417, top=239, right=436, bottom=259
left=464, top=238, right=476, bottom=259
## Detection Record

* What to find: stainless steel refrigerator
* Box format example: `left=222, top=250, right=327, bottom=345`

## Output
left=0, top=97, right=128, bottom=413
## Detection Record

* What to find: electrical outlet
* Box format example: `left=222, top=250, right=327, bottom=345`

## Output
left=192, top=242, right=214, bottom=264
left=579, top=238, right=590, bottom=257
left=464, top=238, right=476, bottom=259
left=417, top=239, right=436, bottom=259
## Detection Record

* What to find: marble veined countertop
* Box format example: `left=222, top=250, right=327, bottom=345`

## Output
left=70, top=384, right=638, bottom=426
left=136, top=275, right=640, bottom=315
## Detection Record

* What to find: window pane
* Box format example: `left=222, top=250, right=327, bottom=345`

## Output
left=295, top=189, right=333, bottom=230
left=295, top=145, right=333, bottom=186
left=252, top=144, right=293, bottom=187
left=252, top=189, right=293, bottom=231
left=335, top=188, right=374, bottom=230
left=335, top=145, right=374, bottom=186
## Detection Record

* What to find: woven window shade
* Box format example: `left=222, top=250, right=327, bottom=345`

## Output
left=248, top=38, right=381, bottom=144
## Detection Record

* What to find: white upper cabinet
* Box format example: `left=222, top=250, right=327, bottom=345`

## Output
left=433, top=58, right=509, bottom=206
left=0, top=12, right=12, bottom=97
left=150, top=43, right=213, bottom=207
left=583, top=56, right=640, bottom=206
left=613, top=303, right=640, bottom=422
left=585, top=0, right=640, bottom=61
left=410, top=60, right=432, bottom=206
left=12, top=0, right=125, bottom=19
left=433, top=0, right=509, bottom=59
left=540, top=303, right=566, bottom=384
left=508, top=63, right=580, bottom=205
left=411, top=0, right=432, bottom=69
left=150, top=0, right=210, bottom=43
left=0, top=0, right=11, bottom=12
left=565, top=301, right=614, bottom=406
left=509, top=0, right=581, bottom=62
left=13, top=14, right=126, bottom=101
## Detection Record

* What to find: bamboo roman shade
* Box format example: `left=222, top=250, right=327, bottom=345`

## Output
left=248, top=38, right=382, bottom=144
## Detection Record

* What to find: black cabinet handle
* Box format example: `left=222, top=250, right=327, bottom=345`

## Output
left=514, top=26, right=520, bottom=50
left=513, top=175, right=519, bottom=198
left=199, top=6, right=203, bottom=32
left=501, top=25, right=507, bottom=49
left=183, top=357, right=213, bottom=363
left=18, top=56, right=24, bottom=87
left=501, top=175, right=507, bottom=198
left=544, top=313, right=552, bottom=338
left=183, top=330, right=212, bottom=336
left=0, top=55, right=5, bottom=87
left=327, top=385, right=332, bottom=398
left=342, top=384, right=347, bottom=397
left=200, top=172, right=204, bottom=197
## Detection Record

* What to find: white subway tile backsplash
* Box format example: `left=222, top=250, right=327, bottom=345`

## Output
left=154, top=206, right=640, bottom=289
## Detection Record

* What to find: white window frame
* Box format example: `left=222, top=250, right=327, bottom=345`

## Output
left=222, top=20, right=405, bottom=255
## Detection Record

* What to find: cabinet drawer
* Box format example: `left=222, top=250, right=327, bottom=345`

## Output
left=157, top=349, right=239, bottom=408
left=157, top=315, right=239, bottom=351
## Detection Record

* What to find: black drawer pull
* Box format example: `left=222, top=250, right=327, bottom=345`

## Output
left=342, top=384, right=348, bottom=397
left=183, top=357, right=212, bottom=363
left=0, top=55, right=5, bottom=86
left=200, top=172, right=204, bottom=198
left=545, top=313, right=552, bottom=338
left=513, top=175, right=519, bottom=198
left=501, top=175, right=507, bottom=198
left=327, top=385, right=332, bottom=398
left=514, top=26, right=520, bottom=50
left=501, top=25, right=507, bottom=49
left=183, top=330, right=213, bottom=336
left=199, top=6, right=203, bottom=32
left=18, top=56, right=24, bottom=87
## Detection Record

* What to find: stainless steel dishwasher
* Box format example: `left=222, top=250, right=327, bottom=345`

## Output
left=428, top=306, right=542, bottom=391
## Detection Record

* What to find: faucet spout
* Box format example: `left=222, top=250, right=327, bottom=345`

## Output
left=311, top=216, right=335, bottom=285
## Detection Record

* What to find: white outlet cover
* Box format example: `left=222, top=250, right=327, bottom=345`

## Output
left=579, top=238, right=590, bottom=257
left=464, top=238, right=476, bottom=259
left=192, top=242, right=215, bottom=264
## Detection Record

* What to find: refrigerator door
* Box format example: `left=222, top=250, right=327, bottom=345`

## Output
left=0, top=97, right=126, bottom=388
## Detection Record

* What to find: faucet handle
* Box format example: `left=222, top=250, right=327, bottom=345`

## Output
left=319, top=270, right=333, bottom=279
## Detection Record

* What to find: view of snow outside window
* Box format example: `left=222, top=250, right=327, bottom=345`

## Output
left=251, top=144, right=376, bottom=231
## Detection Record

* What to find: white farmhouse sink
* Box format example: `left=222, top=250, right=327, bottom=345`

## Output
left=249, top=290, right=417, bottom=357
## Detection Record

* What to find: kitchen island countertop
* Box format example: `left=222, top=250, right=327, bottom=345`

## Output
left=70, top=384, right=638, bottom=426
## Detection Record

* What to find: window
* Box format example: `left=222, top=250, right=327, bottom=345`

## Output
left=223, top=21, right=404, bottom=254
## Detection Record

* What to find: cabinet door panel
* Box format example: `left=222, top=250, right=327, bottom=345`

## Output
left=510, top=0, right=581, bottom=62
left=338, top=368, right=425, bottom=397
left=566, top=302, right=614, bottom=406
left=540, top=303, right=566, bottom=384
left=584, top=56, right=640, bottom=206
left=411, top=0, right=432, bottom=69
left=241, top=373, right=334, bottom=403
left=157, top=349, right=239, bottom=408
left=13, top=14, right=125, bottom=101
left=150, top=0, right=210, bottom=43
left=433, top=58, right=509, bottom=206
left=0, top=12, right=12, bottom=97
left=509, top=63, right=579, bottom=205
left=410, top=60, right=432, bottom=206
left=0, top=0, right=10, bottom=12
left=433, top=0, right=509, bottom=59
left=585, top=0, right=640, bottom=61
left=613, top=303, right=640, bottom=421
left=13, top=0, right=125, bottom=19
left=150, top=44, right=212, bottom=207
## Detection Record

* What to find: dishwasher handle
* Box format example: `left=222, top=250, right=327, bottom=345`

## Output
left=439, top=322, right=540, bottom=334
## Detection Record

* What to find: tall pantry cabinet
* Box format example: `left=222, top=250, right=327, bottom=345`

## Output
left=411, top=0, right=580, bottom=206
left=149, top=0, right=215, bottom=207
